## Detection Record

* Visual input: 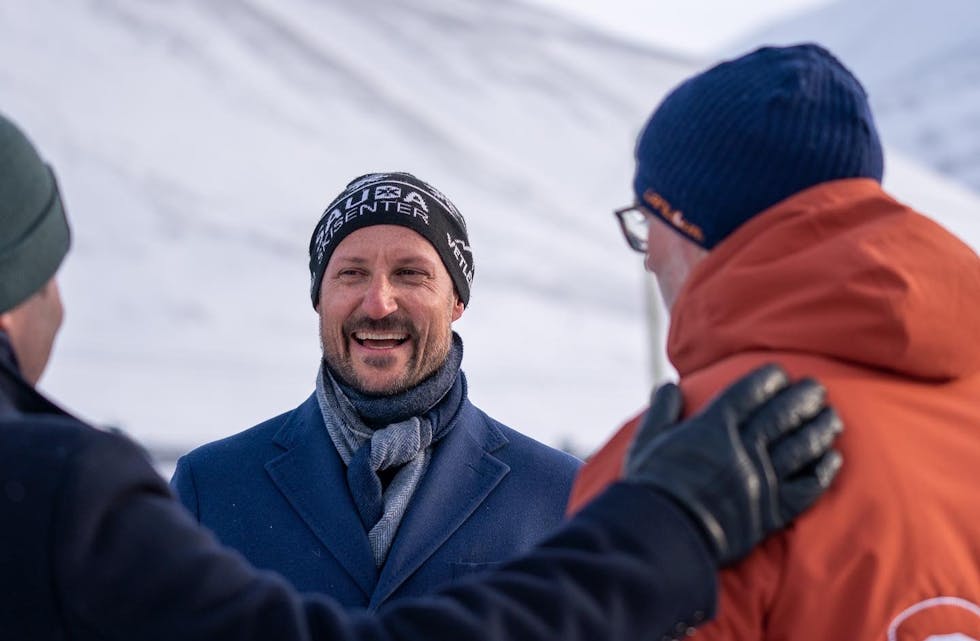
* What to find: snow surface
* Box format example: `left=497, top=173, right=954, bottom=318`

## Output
left=1, top=0, right=977, bottom=462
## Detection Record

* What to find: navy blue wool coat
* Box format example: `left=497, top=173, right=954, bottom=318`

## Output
left=172, top=393, right=581, bottom=608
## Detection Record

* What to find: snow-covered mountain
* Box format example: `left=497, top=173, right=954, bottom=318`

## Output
left=734, top=0, right=980, bottom=191
left=1, top=0, right=977, bottom=459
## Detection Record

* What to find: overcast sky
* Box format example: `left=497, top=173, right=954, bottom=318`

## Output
left=523, top=0, right=834, bottom=57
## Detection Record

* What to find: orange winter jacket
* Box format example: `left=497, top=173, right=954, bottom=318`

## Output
left=568, top=179, right=980, bottom=640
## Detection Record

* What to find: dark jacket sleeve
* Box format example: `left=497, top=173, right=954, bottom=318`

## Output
left=55, top=428, right=717, bottom=641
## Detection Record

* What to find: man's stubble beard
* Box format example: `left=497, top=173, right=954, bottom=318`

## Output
left=320, top=316, right=451, bottom=396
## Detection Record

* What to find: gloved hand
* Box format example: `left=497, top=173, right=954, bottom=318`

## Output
left=624, top=364, right=843, bottom=566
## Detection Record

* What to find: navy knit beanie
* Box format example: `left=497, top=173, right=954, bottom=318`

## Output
left=633, top=43, right=883, bottom=249
left=309, top=172, right=473, bottom=308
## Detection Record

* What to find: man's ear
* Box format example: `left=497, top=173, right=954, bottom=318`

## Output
left=314, top=283, right=324, bottom=314
left=0, top=311, right=11, bottom=334
left=451, top=296, right=464, bottom=322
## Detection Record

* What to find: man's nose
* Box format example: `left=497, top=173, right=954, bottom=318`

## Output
left=361, top=276, right=398, bottom=318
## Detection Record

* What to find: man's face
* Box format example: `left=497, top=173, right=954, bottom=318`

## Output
left=317, top=225, right=464, bottom=395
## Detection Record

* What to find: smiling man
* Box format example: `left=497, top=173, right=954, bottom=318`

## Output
left=172, top=172, right=581, bottom=609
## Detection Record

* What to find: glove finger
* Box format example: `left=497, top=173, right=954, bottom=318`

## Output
left=625, top=383, right=683, bottom=478
left=746, top=378, right=827, bottom=445
left=778, top=450, right=843, bottom=521
left=637, top=382, right=684, bottom=442
left=705, top=363, right=790, bottom=427
left=769, top=407, right=843, bottom=478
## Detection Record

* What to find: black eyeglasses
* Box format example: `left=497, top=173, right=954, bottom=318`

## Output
left=613, top=203, right=654, bottom=253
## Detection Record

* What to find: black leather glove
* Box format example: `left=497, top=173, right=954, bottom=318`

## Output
left=624, top=364, right=843, bottom=566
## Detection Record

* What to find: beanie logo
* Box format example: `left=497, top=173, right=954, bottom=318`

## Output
left=313, top=185, right=434, bottom=262
left=643, top=189, right=704, bottom=243
left=447, top=234, right=474, bottom=285
left=375, top=185, right=401, bottom=199
left=404, top=190, right=429, bottom=212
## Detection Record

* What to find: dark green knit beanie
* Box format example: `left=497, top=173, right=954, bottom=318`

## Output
left=0, top=112, right=71, bottom=313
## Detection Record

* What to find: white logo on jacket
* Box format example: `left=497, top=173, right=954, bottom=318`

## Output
left=888, top=596, right=980, bottom=641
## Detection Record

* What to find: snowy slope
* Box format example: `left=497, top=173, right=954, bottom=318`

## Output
left=1, top=0, right=697, bottom=456
left=1, top=1, right=977, bottom=460
left=733, top=0, right=980, bottom=191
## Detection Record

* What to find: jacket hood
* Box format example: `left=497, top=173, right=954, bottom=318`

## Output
left=668, top=178, right=980, bottom=381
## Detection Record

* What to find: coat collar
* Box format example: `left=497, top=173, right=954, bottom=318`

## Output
left=266, top=394, right=511, bottom=607
left=0, top=331, right=20, bottom=374
left=369, top=401, right=509, bottom=608
left=265, top=394, right=377, bottom=597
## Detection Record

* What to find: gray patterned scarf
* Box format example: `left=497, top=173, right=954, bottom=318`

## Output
left=316, top=333, right=466, bottom=567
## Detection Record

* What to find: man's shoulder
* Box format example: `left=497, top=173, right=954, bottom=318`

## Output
left=0, top=412, right=134, bottom=465
left=1, top=411, right=161, bottom=512
left=179, top=394, right=318, bottom=465
left=465, top=402, right=582, bottom=472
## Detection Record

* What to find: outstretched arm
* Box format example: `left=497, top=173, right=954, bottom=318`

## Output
left=45, top=364, right=839, bottom=641
left=57, top=428, right=716, bottom=641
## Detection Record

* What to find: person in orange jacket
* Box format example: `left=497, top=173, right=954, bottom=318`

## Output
left=569, top=43, right=980, bottom=639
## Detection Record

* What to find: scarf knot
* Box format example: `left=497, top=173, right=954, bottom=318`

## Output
left=316, top=333, right=466, bottom=568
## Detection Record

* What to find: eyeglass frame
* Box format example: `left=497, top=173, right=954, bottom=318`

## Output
left=613, top=202, right=656, bottom=253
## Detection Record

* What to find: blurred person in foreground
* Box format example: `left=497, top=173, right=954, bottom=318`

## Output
left=0, top=110, right=843, bottom=639
left=171, top=172, right=580, bottom=608
left=569, top=43, right=980, bottom=639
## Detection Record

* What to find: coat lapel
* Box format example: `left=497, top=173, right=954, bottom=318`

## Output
left=264, top=394, right=377, bottom=598
left=369, top=402, right=510, bottom=608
